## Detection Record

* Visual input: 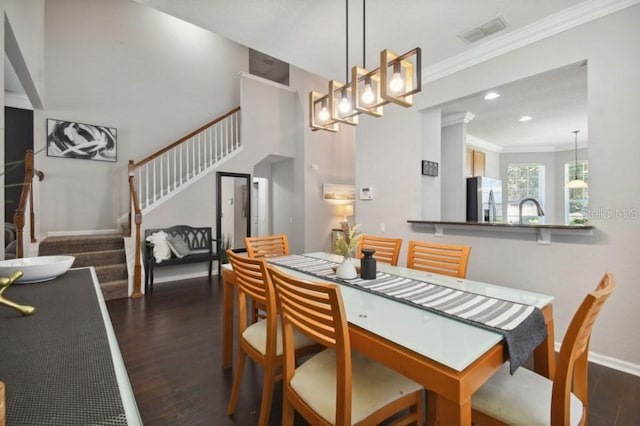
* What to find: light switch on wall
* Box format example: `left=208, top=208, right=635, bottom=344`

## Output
left=380, top=223, right=386, bottom=233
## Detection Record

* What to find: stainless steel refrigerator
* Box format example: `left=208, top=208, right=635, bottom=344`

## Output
left=466, top=177, right=503, bottom=223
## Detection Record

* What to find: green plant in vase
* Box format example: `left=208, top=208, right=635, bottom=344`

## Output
left=219, top=234, right=232, bottom=264
left=333, top=223, right=361, bottom=279
left=333, top=223, right=362, bottom=258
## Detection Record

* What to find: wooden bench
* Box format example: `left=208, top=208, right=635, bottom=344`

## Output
left=144, top=225, right=218, bottom=292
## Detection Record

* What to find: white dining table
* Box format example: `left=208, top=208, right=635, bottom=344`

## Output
left=221, top=252, right=555, bottom=425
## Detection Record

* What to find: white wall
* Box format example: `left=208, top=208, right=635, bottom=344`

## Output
left=356, top=5, right=640, bottom=371
left=290, top=67, right=356, bottom=254
left=3, top=0, right=45, bottom=107
left=421, top=108, right=441, bottom=220
left=35, top=0, right=247, bottom=234
left=356, top=106, right=421, bottom=239
left=441, top=122, right=466, bottom=221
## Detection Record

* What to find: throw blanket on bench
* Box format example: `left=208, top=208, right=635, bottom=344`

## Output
left=269, top=254, right=547, bottom=374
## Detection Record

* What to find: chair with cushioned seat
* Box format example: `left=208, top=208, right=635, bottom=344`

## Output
left=356, top=235, right=403, bottom=266
left=406, top=240, right=471, bottom=278
left=226, top=250, right=320, bottom=426
left=269, top=265, right=424, bottom=426
left=245, top=234, right=289, bottom=259
left=471, top=272, right=615, bottom=426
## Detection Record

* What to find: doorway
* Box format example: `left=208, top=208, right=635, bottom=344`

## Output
left=216, top=172, right=251, bottom=271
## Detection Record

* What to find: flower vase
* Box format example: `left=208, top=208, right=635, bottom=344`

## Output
left=336, top=257, right=357, bottom=279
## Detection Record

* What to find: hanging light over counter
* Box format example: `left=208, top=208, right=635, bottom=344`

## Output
left=567, top=130, right=588, bottom=189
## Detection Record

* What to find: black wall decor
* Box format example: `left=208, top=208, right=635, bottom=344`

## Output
left=421, top=160, right=439, bottom=177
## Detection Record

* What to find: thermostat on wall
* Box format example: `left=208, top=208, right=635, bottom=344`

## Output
left=359, top=187, right=374, bottom=200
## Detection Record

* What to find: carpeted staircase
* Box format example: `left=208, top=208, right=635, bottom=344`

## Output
left=38, top=234, right=129, bottom=300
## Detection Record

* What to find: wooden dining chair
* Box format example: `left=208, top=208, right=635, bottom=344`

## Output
left=471, top=272, right=616, bottom=426
left=244, top=234, right=290, bottom=321
left=245, top=234, right=289, bottom=259
left=268, top=265, right=424, bottom=426
left=226, top=250, right=320, bottom=426
left=356, top=234, right=403, bottom=266
left=406, top=240, right=471, bottom=278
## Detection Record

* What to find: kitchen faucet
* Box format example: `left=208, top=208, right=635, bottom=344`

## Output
left=488, top=189, right=497, bottom=223
left=518, top=198, right=545, bottom=224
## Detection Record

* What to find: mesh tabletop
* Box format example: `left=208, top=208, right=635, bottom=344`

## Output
left=0, top=268, right=135, bottom=425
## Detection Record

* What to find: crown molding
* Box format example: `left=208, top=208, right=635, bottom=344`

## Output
left=466, top=135, right=503, bottom=153
left=501, top=143, right=588, bottom=153
left=422, top=0, right=640, bottom=83
left=442, top=112, right=475, bottom=127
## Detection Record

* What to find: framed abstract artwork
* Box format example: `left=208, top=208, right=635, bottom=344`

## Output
left=46, top=119, right=117, bottom=162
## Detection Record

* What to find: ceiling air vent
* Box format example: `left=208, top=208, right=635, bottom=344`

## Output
left=459, top=15, right=509, bottom=44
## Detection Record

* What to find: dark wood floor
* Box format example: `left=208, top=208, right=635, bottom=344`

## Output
left=106, top=277, right=640, bottom=425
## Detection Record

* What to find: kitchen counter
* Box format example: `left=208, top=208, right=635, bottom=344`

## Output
left=407, top=220, right=594, bottom=244
left=0, top=268, right=141, bottom=425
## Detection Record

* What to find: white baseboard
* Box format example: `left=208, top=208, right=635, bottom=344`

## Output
left=150, top=270, right=219, bottom=285
left=554, top=341, right=640, bottom=377
left=47, top=229, right=121, bottom=237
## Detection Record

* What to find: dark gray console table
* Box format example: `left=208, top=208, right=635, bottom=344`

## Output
left=0, top=268, right=141, bottom=425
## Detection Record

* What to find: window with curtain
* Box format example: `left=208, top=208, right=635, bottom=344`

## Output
left=565, top=160, right=589, bottom=224
left=506, top=164, right=545, bottom=224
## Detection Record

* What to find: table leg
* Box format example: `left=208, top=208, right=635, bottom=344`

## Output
left=429, top=393, right=471, bottom=426
left=221, top=269, right=235, bottom=369
left=533, top=304, right=556, bottom=379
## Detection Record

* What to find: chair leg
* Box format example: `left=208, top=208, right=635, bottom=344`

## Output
left=257, top=363, right=276, bottom=426
left=282, top=392, right=295, bottom=426
left=227, top=351, right=246, bottom=415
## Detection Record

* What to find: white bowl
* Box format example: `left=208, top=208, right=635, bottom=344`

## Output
left=0, top=255, right=75, bottom=284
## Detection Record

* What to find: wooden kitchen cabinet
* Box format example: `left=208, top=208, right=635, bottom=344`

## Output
left=466, top=148, right=486, bottom=177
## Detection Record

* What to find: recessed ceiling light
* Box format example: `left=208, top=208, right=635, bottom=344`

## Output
left=484, top=92, right=500, bottom=100
left=519, top=115, right=533, bottom=122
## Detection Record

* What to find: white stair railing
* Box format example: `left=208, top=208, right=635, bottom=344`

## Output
left=127, top=106, right=241, bottom=296
left=129, top=106, right=241, bottom=214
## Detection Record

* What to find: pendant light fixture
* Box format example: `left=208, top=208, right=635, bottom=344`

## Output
left=329, top=0, right=358, bottom=126
left=567, top=130, right=588, bottom=189
left=308, top=0, right=421, bottom=132
left=352, top=0, right=385, bottom=117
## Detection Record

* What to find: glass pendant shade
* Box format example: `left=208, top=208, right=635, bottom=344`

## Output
left=568, top=178, right=588, bottom=189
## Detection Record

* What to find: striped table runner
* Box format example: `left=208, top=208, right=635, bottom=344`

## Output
left=269, top=254, right=547, bottom=373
